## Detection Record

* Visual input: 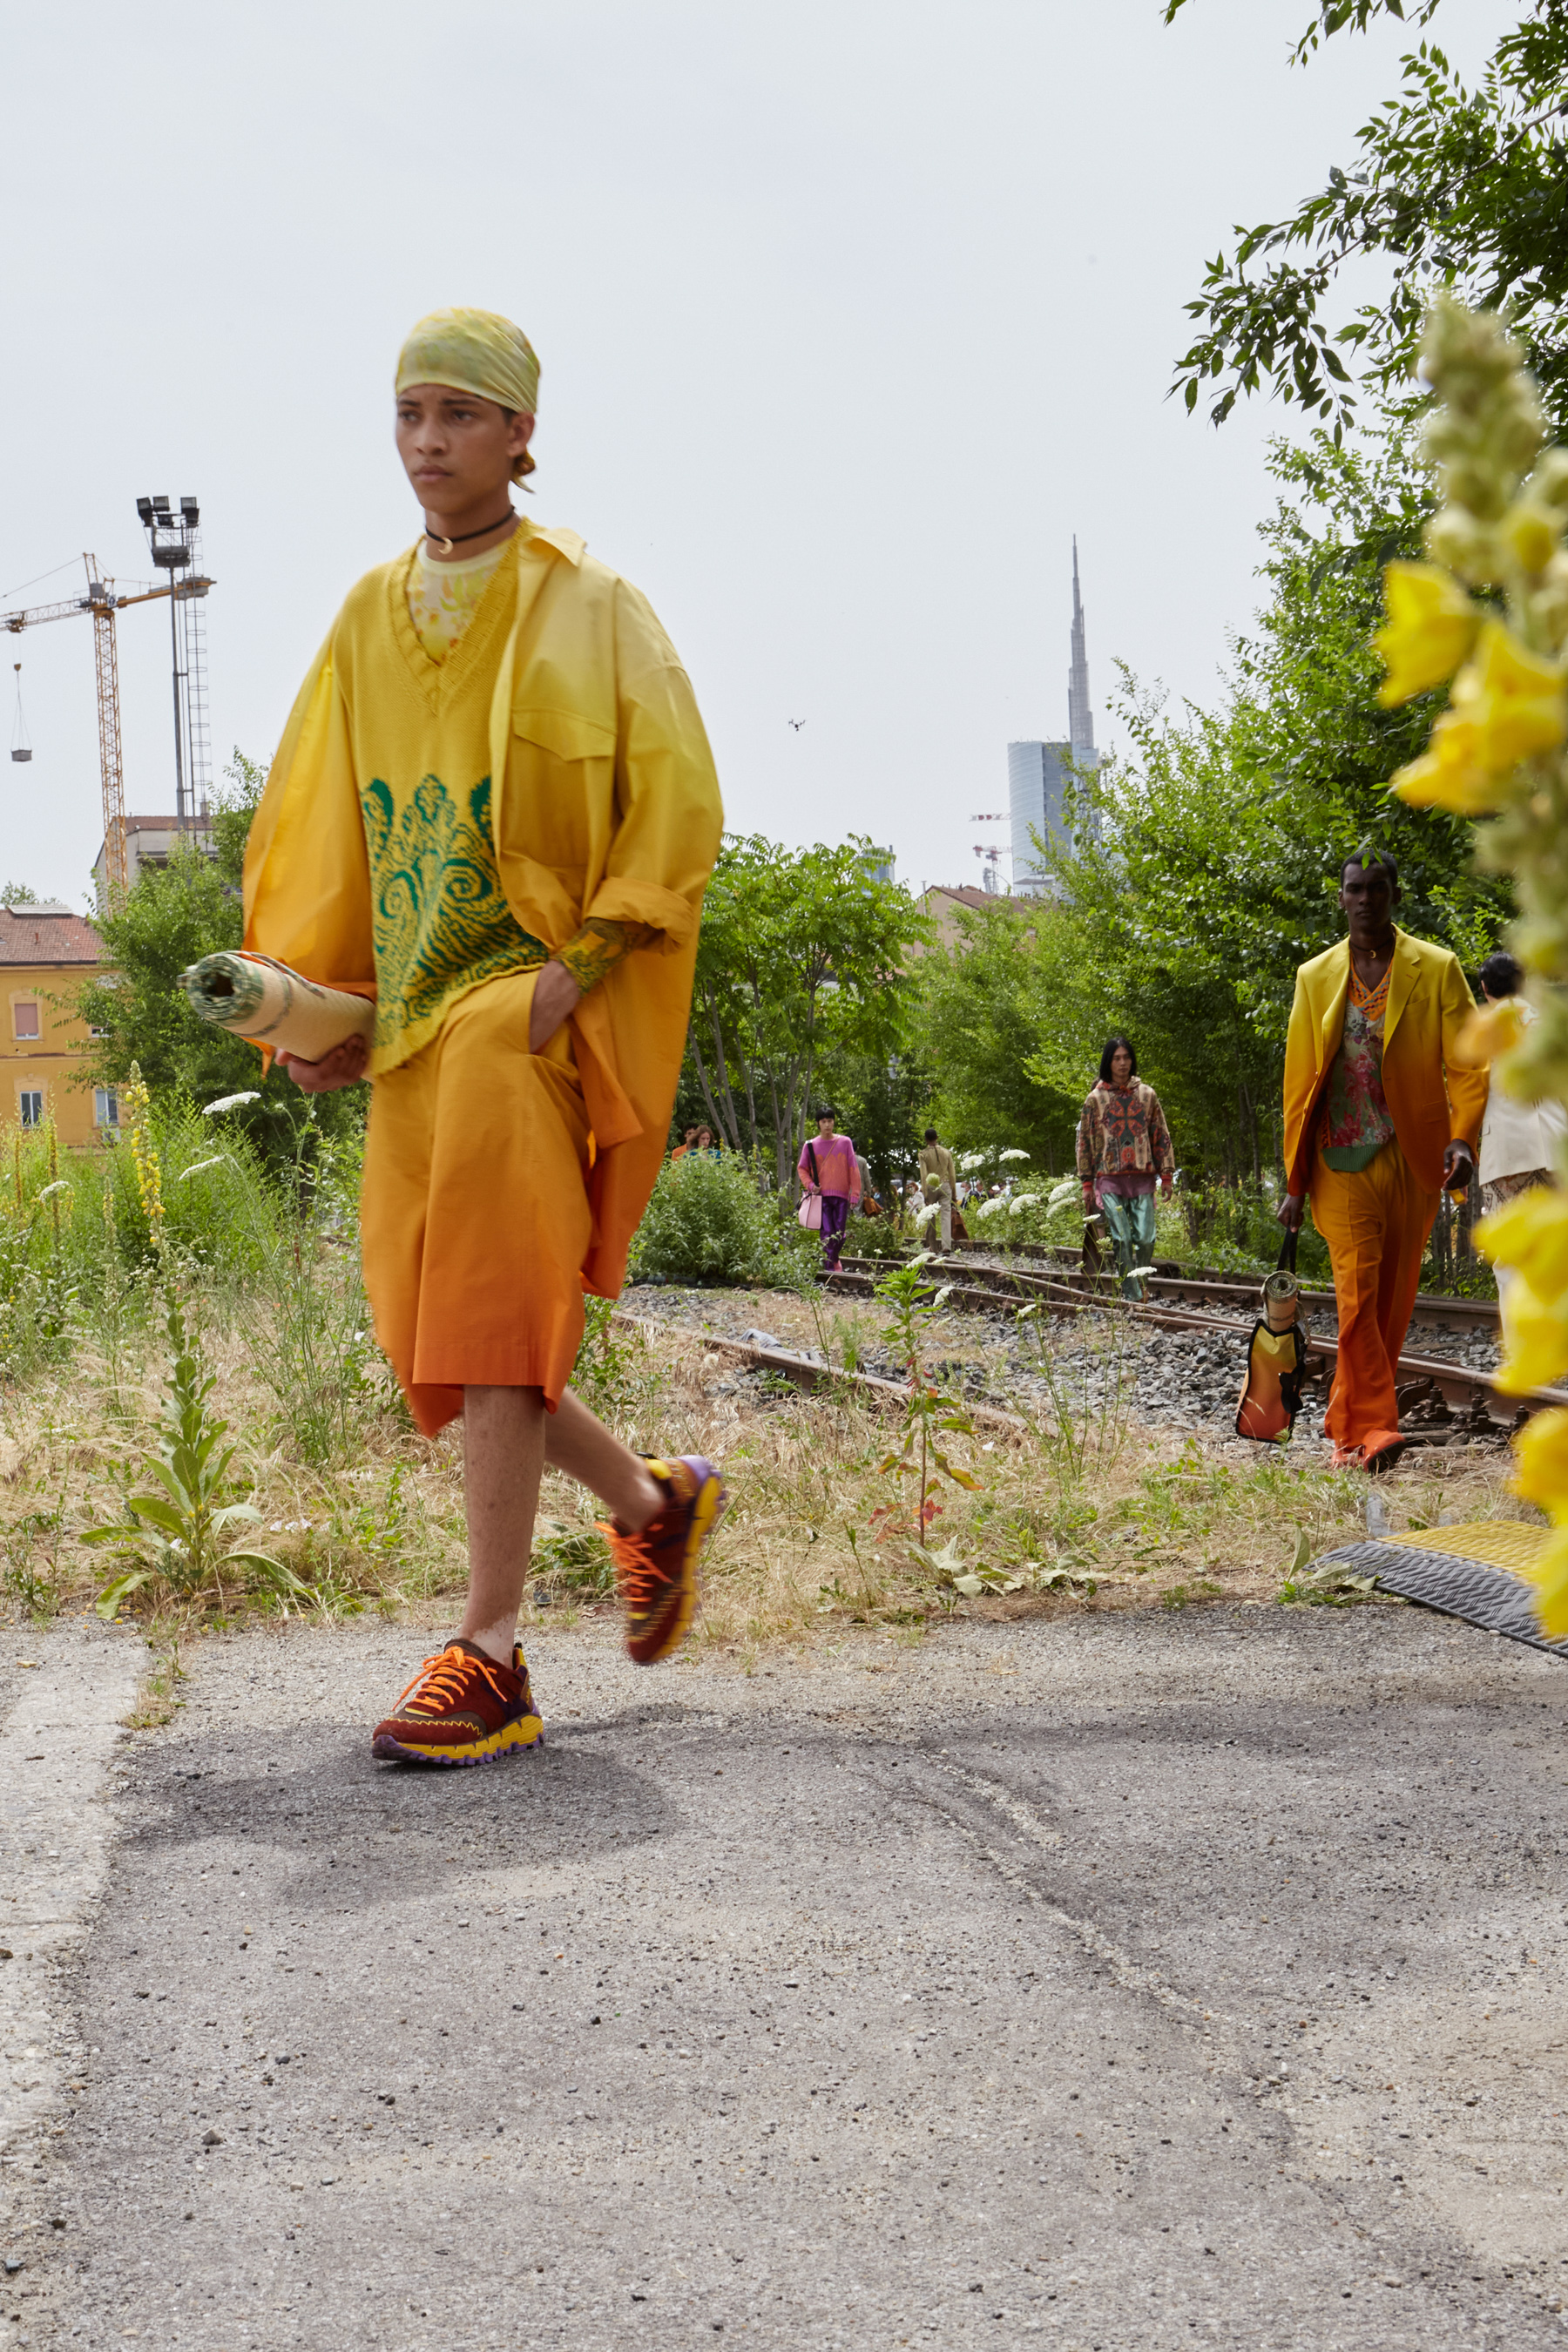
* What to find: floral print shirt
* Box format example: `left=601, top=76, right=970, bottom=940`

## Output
left=1076, top=1079, right=1174, bottom=1193
left=1320, top=965, right=1397, bottom=1171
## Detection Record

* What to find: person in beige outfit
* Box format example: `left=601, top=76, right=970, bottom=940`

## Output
left=917, top=1127, right=957, bottom=1250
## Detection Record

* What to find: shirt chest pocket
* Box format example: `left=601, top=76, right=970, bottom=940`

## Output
left=507, top=708, right=617, bottom=874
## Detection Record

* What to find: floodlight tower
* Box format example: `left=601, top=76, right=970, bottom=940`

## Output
left=135, top=495, right=212, bottom=832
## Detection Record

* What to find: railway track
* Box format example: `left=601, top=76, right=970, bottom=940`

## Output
left=827, top=1254, right=1560, bottom=1431
left=950, top=1240, right=1500, bottom=1335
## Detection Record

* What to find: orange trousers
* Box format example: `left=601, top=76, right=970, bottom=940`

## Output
left=359, top=969, right=591, bottom=1437
left=1308, top=1138, right=1439, bottom=1453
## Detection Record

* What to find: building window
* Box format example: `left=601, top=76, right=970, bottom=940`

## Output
left=12, top=1002, right=40, bottom=1040
left=17, top=1089, right=43, bottom=1127
left=94, top=1088, right=119, bottom=1129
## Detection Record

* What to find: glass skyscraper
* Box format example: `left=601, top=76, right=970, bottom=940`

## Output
left=1009, top=538, right=1101, bottom=896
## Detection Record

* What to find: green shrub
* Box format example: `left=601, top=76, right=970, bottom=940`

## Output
left=841, top=1210, right=904, bottom=1260
left=629, top=1153, right=815, bottom=1288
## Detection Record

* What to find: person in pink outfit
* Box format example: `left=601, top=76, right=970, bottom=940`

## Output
left=798, top=1105, right=862, bottom=1269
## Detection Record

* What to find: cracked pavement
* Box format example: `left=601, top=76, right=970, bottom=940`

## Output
left=2, top=1602, right=1567, bottom=2349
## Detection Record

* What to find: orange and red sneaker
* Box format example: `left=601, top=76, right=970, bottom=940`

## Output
left=600, top=1455, right=725, bottom=1666
left=370, top=1639, right=544, bottom=1767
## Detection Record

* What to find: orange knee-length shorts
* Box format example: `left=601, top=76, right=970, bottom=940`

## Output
left=359, top=969, right=591, bottom=1436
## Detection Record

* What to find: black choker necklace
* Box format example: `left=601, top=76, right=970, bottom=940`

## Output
left=424, top=508, right=516, bottom=554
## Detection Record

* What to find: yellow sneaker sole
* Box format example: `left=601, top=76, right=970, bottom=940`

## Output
left=370, top=1713, right=544, bottom=1767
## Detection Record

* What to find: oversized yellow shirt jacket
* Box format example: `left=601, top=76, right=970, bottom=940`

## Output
left=241, top=519, right=723, bottom=1301
left=1281, top=929, right=1488, bottom=1198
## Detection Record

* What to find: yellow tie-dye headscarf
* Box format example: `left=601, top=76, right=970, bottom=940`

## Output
left=395, top=308, right=541, bottom=480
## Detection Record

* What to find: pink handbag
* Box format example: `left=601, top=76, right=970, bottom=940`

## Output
left=798, top=1140, right=823, bottom=1227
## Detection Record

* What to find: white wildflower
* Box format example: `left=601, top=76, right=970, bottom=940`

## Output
left=203, top=1092, right=260, bottom=1117
left=1048, top=1178, right=1080, bottom=1213
left=974, top=1195, right=1009, bottom=1221
left=913, top=1202, right=941, bottom=1230
left=37, top=1179, right=68, bottom=1200
left=1008, top=1193, right=1042, bottom=1215
left=997, top=1148, right=1031, bottom=1163
left=956, top=1152, right=988, bottom=1173
left=179, top=1155, right=230, bottom=1182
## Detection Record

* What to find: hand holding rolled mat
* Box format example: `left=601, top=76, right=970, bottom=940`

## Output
left=178, top=952, right=375, bottom=1064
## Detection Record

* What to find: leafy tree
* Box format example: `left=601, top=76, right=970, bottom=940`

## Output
left=1166, top=1, right=1568, bottom=433
left=912, top=901, right=1088, bottom=1173
left=76, top=752, right=361, bottom=1163
left=686, top=835, right=929, bottom=1192
left=1, top=882, right=38, bottom=906
left=823, top=1045, right=932, bottom=1202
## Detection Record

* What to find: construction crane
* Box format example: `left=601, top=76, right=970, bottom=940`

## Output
left=969, top=813, right=1008, bottom=896
left=1, top=550, right=213, bottom=905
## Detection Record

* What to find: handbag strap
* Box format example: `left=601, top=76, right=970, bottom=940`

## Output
left=807, top=1143, right=820, bottom=1185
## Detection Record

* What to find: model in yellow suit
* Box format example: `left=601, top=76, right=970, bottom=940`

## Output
left=1278, top=853, right=1488, bottom=1471
left=243, top=308, right=726, bottom=1763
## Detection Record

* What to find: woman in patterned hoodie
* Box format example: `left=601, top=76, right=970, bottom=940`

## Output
left=1076, top=1036, right=1175, bottom=1299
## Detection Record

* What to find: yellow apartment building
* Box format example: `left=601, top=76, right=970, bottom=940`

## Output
left=0, top=902, right=113, bottom=1149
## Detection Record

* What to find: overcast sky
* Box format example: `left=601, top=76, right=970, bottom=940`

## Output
left=0, top=0, right=1514, bottom=908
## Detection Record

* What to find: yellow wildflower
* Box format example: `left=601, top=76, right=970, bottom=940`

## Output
left=120, top=1061, right=166, bottom=1236
left=1390, top=710, right=1497, bottom=814
left=1452, top=999, right=1524, bottom=1067
left=1493, top=1275, right=1568, bottom=1396
left=1475, top=1183, right=1568, bottom=1297
left=1529, top=1524, right=1568, bottom=1641
left=1374, top=562, right=1480, bottom=706
left=1511, top=1406, right=1568, bottom=1514
left=1450, top=620, right=1567, bottom=770
left=1504, top=501, right=1560, bottom=576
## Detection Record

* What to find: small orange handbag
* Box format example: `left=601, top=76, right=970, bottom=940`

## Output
left=1235, top=1230, right=1308, bottom=1444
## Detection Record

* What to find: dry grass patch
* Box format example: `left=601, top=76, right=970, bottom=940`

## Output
left=0, top=1278, right=1539, bottom=1673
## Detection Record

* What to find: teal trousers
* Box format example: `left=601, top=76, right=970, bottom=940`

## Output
left=1098, top=1189, right=1158, bottom=1299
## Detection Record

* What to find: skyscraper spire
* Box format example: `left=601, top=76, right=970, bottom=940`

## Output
left=1067, top=536, right=1094, bottom=753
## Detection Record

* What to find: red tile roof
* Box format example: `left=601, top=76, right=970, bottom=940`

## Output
left=0, top=908, right=104, bottom=965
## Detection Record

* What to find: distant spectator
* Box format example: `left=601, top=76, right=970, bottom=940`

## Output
left=671, top=1125, right=700, bottom=1161
left=1477, top=950, right=1567, bottom=1225
left=917, top=1126, right=957, bottom=1250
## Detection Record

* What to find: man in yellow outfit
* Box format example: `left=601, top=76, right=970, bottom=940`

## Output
left=1278, top=852, right=1488, bottom=1471
left=242, top=308, right=726, bottom=1761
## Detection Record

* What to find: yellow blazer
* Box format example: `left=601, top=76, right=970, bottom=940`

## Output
left=1282, top=928, right=1488, bottom=1197
left=241, top=519, right=723, bottom=1297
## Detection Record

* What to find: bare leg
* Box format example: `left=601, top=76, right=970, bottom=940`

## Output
left=457, top=1384, right=664, bottom=1665
left=545, top=1389, right=664, bottom=1529
left=458, top=1386, right=548, bottom=1664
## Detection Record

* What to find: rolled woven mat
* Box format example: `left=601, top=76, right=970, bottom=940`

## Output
left=178, top=952, right=375, bottom=1064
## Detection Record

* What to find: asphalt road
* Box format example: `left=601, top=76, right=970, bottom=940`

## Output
left=3, top=1601, right=1568, bottom=2351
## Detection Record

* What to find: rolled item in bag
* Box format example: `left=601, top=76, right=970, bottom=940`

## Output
left=178, top=952, right=375, bottom=1064
left=1261, top=1267, right=1301, bottom=1333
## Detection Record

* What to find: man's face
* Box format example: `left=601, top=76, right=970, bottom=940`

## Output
left=1111, top=1046, right=1132, bottom=1085
left=1339, top=862, right=1399, bottom=939
left=817, top=1115, right=834, bottom=1137
left=395, top=384, right=533, bottom=518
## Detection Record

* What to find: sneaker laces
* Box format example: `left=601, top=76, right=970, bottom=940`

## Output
left=599, top=1521, right=665, bottom=1612
left=395, top=1644, right=510, bottom=1716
